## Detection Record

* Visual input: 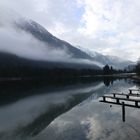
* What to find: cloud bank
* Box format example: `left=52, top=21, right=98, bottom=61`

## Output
left=0, top=8, right=101, bottom=67
left=0, top=8, right=72, bottom=62
left=0, top=0, right=140, bottom=61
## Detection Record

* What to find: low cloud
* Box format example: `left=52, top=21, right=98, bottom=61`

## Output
left=0, top=0, right=139, bottom=62
left=0, top=8, right=100, bottom=67
left=0, top=9, right=71, bottom=62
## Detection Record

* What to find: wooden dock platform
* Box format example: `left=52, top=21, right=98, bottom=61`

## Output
left=99, top=89, right=140, bottom=122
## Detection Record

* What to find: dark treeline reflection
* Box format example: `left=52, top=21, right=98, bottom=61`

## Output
left=0, top=77, right=135, bottom=140
left=0, top=76, right=128, bottom=106
left=103, top=77, right=114, bottom=86
left=16, top=92, right=93, bottom=137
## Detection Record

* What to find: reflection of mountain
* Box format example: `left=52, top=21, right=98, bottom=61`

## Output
left=0, top=81, right=103, bottom=139
left=16, top=92, right=93, bottom=137
left=0, top=77, right=101, bottom=106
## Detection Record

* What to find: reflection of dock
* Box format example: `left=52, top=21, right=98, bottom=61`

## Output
left=99, top=89, right=140, bottom=122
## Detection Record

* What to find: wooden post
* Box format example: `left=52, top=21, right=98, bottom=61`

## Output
left=129, top=90, right=132, bottom=94
left=122, top=102, right=125, bottom=122
left=116, top=98, right=120, bottom=104
left=126, top=95, right=129, bottom=99
left=113, top=94, right=116, bottom=97
left=103, top=96, right=106, bottom=102
left=135, top=101, right=138, bottom=107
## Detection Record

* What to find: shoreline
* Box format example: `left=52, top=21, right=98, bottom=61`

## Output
left=131, top=75, right=140, bottom=83
left=0, top=73, right=136, bottom=82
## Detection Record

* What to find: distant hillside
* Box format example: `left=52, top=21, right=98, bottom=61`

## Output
left=76, top=46, right=134, bottom=69
left=16, top=20, right=133, bottom=69
left=0, top=52, right=102, bottom=78
left=0, top=9, right=134, bottom=79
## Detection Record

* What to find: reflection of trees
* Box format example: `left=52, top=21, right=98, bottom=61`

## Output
left=103, top=76, right=129, bottom=87
left=103, top=77, right=113, bottom=86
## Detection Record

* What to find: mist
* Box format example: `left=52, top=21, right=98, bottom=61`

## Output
left=0, top=9, right=69, bottom=61
left=0, top=6, right=103, bottom=68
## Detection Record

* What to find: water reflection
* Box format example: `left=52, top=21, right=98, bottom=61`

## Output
left=0, top=77, right=138, bottom=140
left=0, top=80, right=104, bottom=140
left=0, top=76, right=127, bottom=106
left=100, top=89, right=140, bottom=122
left=37, top=103, right=140, bottom=140
left=34, top=79, right=140, bottom=140
left=103, top=77, right=114, bottom=86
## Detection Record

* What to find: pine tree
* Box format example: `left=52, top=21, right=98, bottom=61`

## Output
left=103, top=64, right=110, bottom=75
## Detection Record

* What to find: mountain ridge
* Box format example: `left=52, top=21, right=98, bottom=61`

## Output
left=76, top=46, right=134, bottom=69
left=0, top=9, right=134, bottom=70
left=15, top=19, right=133, bottom=69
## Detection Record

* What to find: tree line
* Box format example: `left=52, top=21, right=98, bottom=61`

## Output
left=136, top=59, right=140, bottom=75
left=0, top=64, right=128, bottom=79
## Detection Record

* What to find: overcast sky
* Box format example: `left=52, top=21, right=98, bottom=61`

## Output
left=0, top=0, right=140, bottom=62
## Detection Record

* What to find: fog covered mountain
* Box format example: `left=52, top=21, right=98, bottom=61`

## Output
left=0, top=9, right=102, bottom=71
left=16, top=20, right=92, bottom=60
left=76, top=46, right=134, bottom=69
left=16, top=19, right=133, bottom=69
left=0, top=8, right=134, bottom=76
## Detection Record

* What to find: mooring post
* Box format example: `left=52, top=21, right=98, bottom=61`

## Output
left=126, top=95, right=129, bottom=99
left=135, top=101, right=138, bottom=107
left=122, top=102, right=125, bottom=122
left=129, top=90, right=132, bottom=94
left=113, top=94, right=116, bottom=97
left=116, top=98, right=120, bottom=104
left=103, top=96, right=106, bottom=102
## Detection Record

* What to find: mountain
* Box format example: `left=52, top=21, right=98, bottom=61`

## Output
left=124, top=64, right=136, bottom=72
left=0, top=10, right=134, bottom=79
left=13, top=19, right=104, bottom=68
left=0, top=52, right=100, bottom=71
left=76, top=46, right=134, bottom=69
left=16, top=20, right=92, bottom=60
left=15, top=19, right=133, bottom=69
left=0, top=51, right=102, bottom=78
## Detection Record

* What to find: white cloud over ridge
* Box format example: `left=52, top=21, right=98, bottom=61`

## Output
left=0, top=0, right=140, bottom=61
left=0, top=11, right=100, bottom=67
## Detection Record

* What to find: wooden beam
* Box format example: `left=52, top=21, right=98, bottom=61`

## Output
left=112, top=93, right=140, bottom=98
left=129, top=89, right=140, bottom=91
left=102, top=95, right=140, bottom=102
left=129, top=89, right=140, bottom=94
left=100, top=100, right=140, bottom=108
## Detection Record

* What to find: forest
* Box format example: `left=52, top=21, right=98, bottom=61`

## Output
left=136, top=59, right=140, bottom=75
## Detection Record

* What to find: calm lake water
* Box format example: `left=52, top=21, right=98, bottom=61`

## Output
left=0, top=78, right=140, bottom=140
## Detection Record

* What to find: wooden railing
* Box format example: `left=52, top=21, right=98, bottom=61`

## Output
left=99, top=89, right=140, bottom=122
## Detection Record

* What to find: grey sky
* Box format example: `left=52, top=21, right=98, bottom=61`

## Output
left=0, top=0, right=140, bottom=62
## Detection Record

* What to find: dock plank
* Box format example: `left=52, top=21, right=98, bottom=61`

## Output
left=102, top=95, right=140, bottom=102
left=100, top=100, right=140, bottom=108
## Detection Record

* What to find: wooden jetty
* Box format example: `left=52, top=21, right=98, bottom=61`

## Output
left=129, top=89, right=140, bottom=94
left=99, top=89, right=140, bottom=122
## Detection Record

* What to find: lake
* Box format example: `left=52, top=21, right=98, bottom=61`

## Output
left=0, top=77, right=140, bottom=140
